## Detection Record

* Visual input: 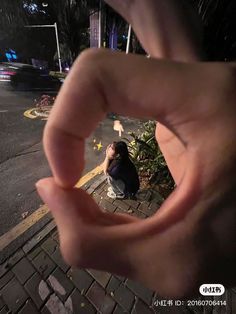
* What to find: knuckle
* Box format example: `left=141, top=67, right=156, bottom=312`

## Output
left=74, top=48, right=109, bottom=71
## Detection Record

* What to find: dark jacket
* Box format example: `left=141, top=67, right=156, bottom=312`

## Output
left=108, top=157, right=140, bottom=194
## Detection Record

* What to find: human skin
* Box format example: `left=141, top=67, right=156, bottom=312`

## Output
left=103, top=144, right=115, bottom=175
left=106, top=0, right=205, bottom=185
left=36, top=1, right=236, bottom=298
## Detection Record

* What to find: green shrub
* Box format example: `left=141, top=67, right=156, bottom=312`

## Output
left=124, top=121, right=174, bottom=188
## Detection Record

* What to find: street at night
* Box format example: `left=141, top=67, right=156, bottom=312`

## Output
left=0, top=83, right=145, bottom=260
left=0, top=1, right=235, bottom=313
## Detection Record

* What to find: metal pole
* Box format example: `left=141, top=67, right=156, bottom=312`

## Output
left=126, top=24, right=132, bottom=54
left=25, top=24, right=62, bottom=73
left=98, top=0, right=102, bottom=48
left=54, top=22, right=62, bottom=73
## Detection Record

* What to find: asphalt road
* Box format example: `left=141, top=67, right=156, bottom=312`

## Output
left=0, top=83, right=145, bottom=261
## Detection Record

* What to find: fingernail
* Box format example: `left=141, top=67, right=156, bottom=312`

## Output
left=35, top=179, right=49, bottom=201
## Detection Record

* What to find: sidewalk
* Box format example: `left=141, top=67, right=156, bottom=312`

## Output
left=0, top=175, right=234, bottom=314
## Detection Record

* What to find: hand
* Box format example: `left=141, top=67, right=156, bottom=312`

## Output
left=105, top=0, right=204, bottom=185
left=105, top=144, right=114, bottom=160
left=36, top=2, right=236, bottom=298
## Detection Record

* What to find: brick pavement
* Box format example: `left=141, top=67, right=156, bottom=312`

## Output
left=0, top=175, right=235, bottom=313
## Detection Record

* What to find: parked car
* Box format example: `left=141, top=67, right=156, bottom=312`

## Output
left=0, top=63, right=17, bottom=82
left=0, top=62, right=61, bottom=90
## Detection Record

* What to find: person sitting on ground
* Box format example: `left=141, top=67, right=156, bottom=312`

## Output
left=103, top=141, right=140, bottom=199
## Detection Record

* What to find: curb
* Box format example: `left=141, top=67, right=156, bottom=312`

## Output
left=0, top=173, right=106, bottom=270
left=29, top=173, right=105, bottom=243
left=22, top=174, right=107, bottom=255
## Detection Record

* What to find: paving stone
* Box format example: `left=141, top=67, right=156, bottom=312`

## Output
left=51, top=231, right=59, bottom=243
left=101, top=294, right=116, bottom=314
left=31, top=251, right=56, bottom=279
left=113, top=284, right=135, bottom=312
left=0, top=307, right=8, bottom=314
left=226, top=289, right=235, bottom=314
left=86, top=188, right=95, bottom=195
left=99, top=199, right=116, bottom=213
left=67, top=268, right=93, bottom=293
left=22, top=220, right=55, bottom=254
left=82, top=182, right=90, bottom=190
left=24, top=272, right=50, bottom=309
left=18, top=299, right=39, bottom=314
left=136, top=190, right=152, bottom=202
left=131, top=299, right=154, bottom=314
left=0, top=297, right=5, bottom=310
left=40, top=306, right=51, bottom=314
left=126, top=210, right=139, bottom=218
left=100, top=190, right=108, bottom=199
left=231, top=289, right=236, bottom=314
left=113, top=304, right=128, bottom=314
left=92, top=192, right=102, bottom=204
left=127, top=209, right=134, bottom=214
left=123, top=199, right=140, bottom=210
left=48, top=268, right=74, bottom=302
left=86, top=282, right=115, bottom=313
left=27, top=246, right=42, bottom=261
left=65, top=289, right=96, bottom=314
left=115, top=275, right=126, bottom=282
left=106, top=276, right=121, bottom=294
left=12, top=257, right=35, bottom=284
left=87, top=269, right=111, bottom=288
left=0, top=271, right=14, bottom=290
left=114, top=208, right=126, bottom=215
left=41, top=237, right=58, bottom=255
left=89, top=175, right=106, bottom=191
left=150, top=190, right=164, bottom=205
left=113, top=200, right=130, bottom=211
left=50, top=248, right=70, bottom=273
left=148, top=202, right=160, bottom=215
left=1, top=277, right=28, bottom=313
left=43, top=294, right=66, bottom=313
left=0, top=250, right=24, bottom=278
left=133, top=211, right=147, bottom=219
left=138, top=202, right=151, bottom=215
left=126, top=279, right=154, bottom=305
left=95, top=185, right=106, bottom=195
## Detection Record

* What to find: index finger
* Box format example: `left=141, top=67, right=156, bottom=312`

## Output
left=44, top=49, right=205, bottom=188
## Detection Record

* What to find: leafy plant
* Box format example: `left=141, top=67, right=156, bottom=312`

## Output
left=124, top=121, right=174, bottom=188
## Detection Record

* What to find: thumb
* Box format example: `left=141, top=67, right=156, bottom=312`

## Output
left=35, top=178, right=99, bottom=232
left=35, top=177, right=140, bottom=271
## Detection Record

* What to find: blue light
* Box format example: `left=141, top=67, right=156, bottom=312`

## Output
left=5, top=50, right=18, bottom=61
left=23, top=3, right=39, bottom=14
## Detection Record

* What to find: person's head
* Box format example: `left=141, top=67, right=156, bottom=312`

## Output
left=113, top=141, right=129, bottom=160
